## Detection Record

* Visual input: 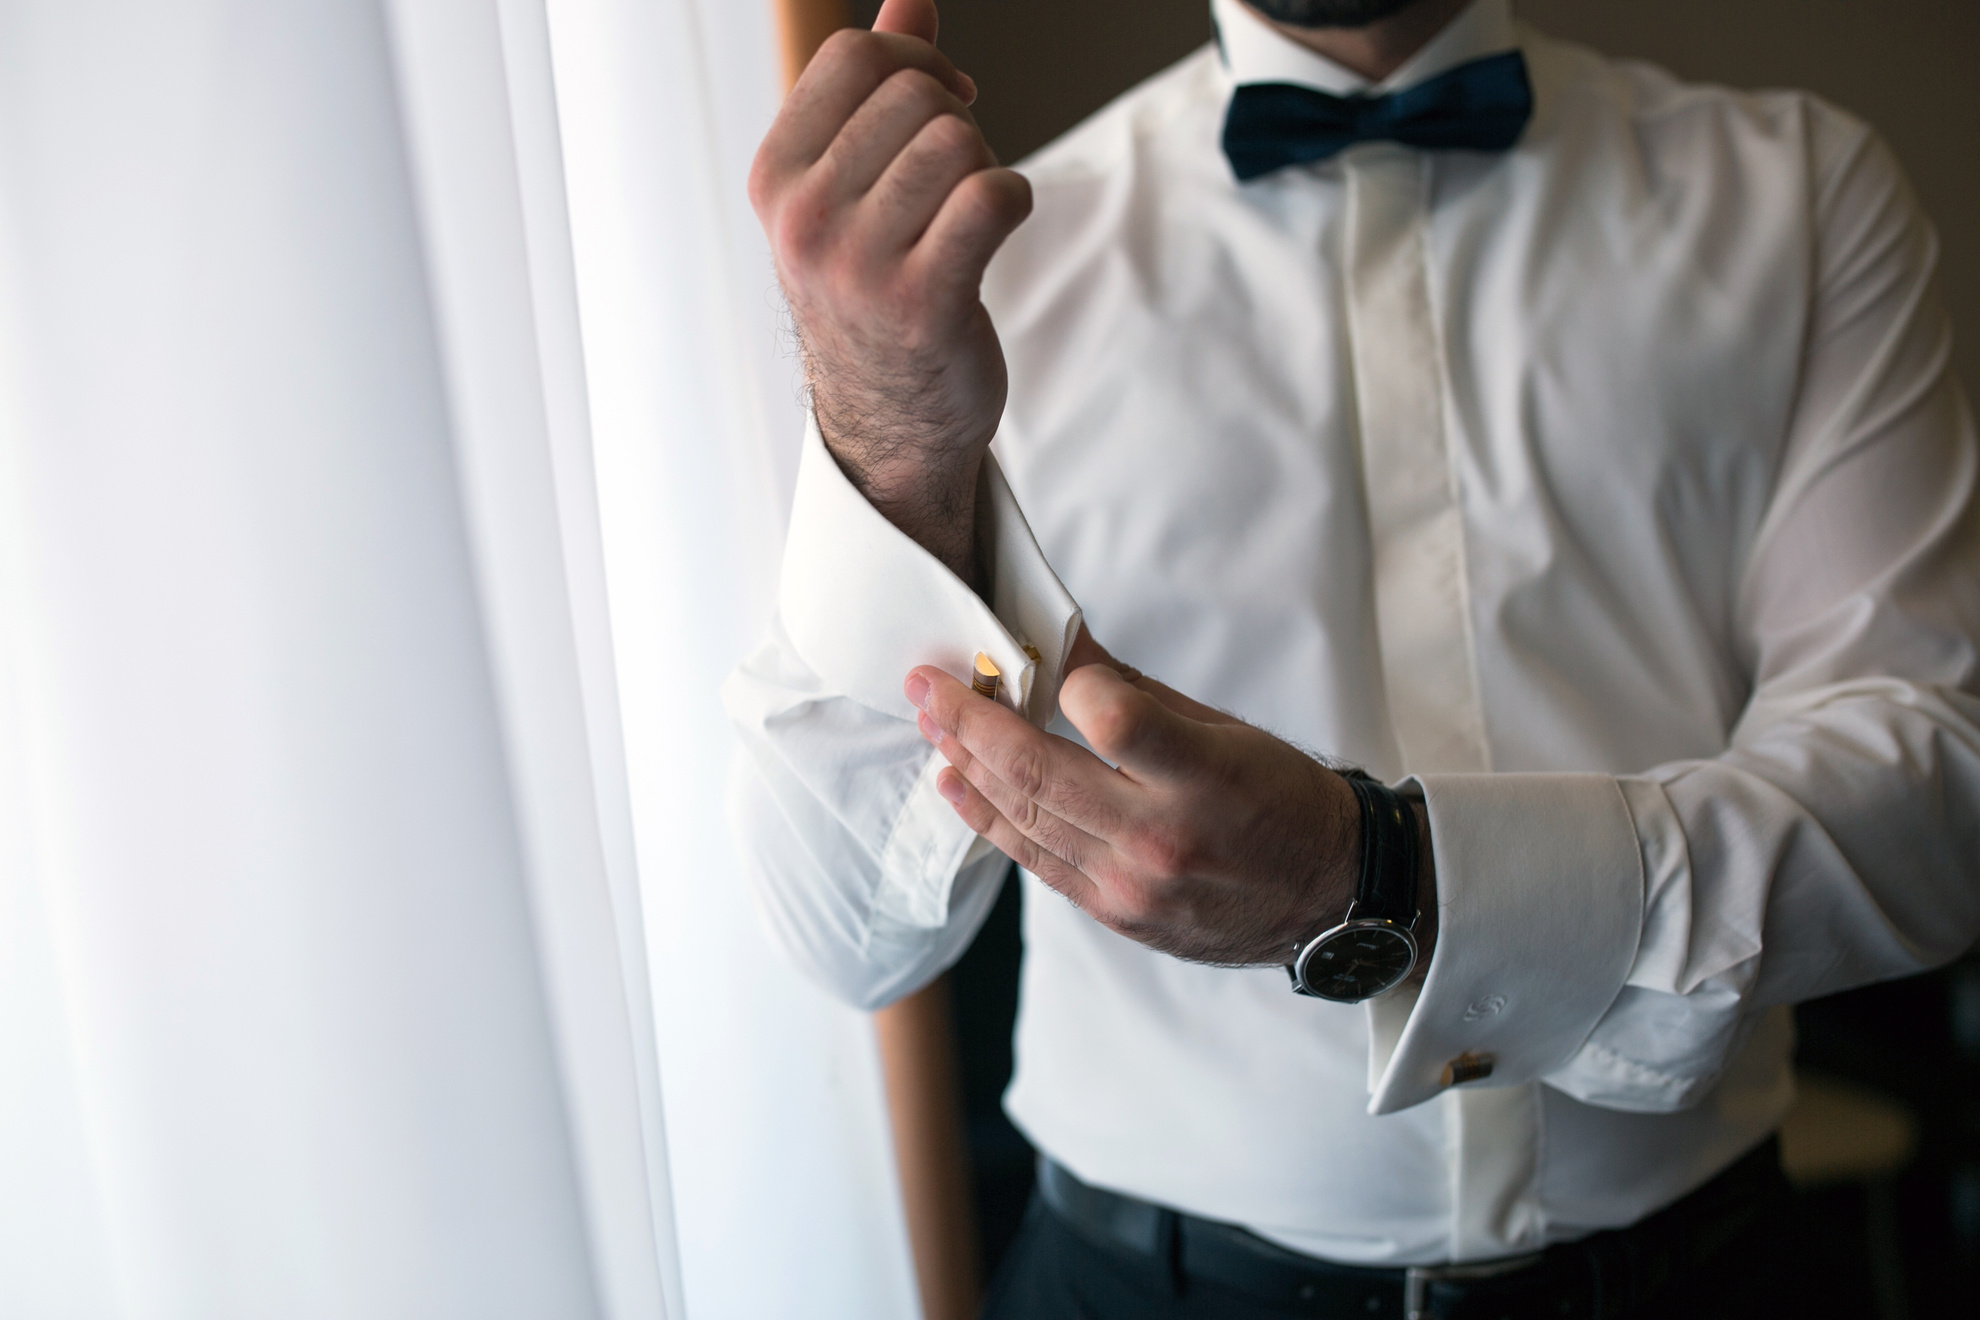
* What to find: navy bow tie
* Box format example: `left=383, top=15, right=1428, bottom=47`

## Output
left=1222, top=50, right=1533, bottom=181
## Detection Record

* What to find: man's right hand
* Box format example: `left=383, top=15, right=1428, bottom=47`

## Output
left=749, top=0, right=1032, bottom=583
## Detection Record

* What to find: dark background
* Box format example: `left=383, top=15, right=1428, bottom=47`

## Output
left=844, top=2, right=1980, bottom=1312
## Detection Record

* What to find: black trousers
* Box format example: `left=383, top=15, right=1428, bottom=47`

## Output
left=981, top=1179, right=1798, bottom=1320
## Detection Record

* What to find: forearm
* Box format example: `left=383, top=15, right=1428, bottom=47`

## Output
left=756, top=2, right=1028, bottom=593
left=815, top=421, right=984, bottom=587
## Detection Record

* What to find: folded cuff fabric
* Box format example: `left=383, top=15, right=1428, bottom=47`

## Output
left=1363, top=773, right=1645, bottom=1115
left=779, top=414, right=1081, bottom=932
left=780, top=413, right=1083, bottom=726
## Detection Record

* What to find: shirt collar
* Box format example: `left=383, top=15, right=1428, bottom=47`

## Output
left=1211, top=0, right=1517, bottom=97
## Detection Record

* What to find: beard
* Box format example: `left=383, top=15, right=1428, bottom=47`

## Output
left=1244, top=0, right=1423, bottom=26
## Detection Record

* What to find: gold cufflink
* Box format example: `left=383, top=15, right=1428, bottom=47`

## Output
left=972, top=652, right=1002, bottom=700
left=1442, top=1052, right=1495, bottom=1087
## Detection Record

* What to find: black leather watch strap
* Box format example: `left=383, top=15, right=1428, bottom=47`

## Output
left=1339, top=771, right=1420, bottom=925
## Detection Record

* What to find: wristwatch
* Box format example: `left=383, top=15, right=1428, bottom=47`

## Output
left=1287, top=771, right=1422, bottom=1003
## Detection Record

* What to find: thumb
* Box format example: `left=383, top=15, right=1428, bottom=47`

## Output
left=1064, top=624, right=1243, bottom=728
left=1060, top=664, right=1213, bottom=782
left=1137, top=675, right=1245, bottom=728
left=1063, top=623, right=1118, bottom=674
left=872, top=0, right=938, bottom=43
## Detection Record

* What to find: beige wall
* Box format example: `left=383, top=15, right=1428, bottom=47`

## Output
left=859, top=0, right=1978, bottom=393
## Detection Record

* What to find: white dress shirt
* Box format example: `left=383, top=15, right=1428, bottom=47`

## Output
left=724, top=0, right=1980, bottom=1264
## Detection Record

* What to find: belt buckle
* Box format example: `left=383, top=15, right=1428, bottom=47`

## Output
left=1403, top=1252, right=1545, bottom=1320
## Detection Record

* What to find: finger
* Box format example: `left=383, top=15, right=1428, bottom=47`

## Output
left=907, top=167, right=1033, bottom=297
left=1061, top=625, right=1240, bottom=725
left=871, top=1, right=977, bottom=110
left=814, top=68, right=977, bottom=207
left=761, top=30, right=972, bottom=179
left=1133, top=674, right=1245, bottom=727
left=910, top=665, right=1134, bottom=836
left=1058, top=664, right=1216, bottom=781
left=936, top=767, right=1103, bottom=911
left=873, top=0, right=938, bottom=43
left=860, top=110, right=996, bottom=251
left=920, top=708, right=1113, bottom=873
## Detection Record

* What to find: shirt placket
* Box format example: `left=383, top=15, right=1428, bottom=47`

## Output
left=1340, top=143, right=1488, bottom=778
left=1341, top=143, right=1541, bottom=1259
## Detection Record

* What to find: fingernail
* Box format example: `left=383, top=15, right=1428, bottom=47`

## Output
left=917, top=710, right=941, bottom=744
left=958, top=72, right=978, bottom=103
left=938, top=772, right=967, bottom=804
left=905, top=674, right=931, bottom=708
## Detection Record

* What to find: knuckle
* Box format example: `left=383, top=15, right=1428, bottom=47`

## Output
left=1007, top=833, right=1046, bottom=874
left=959, top=793, right=995, bottom=833
left=918, top=111, right=979, bottom=158
left=818, top=27, right=871, bottom=66
left=884, top=66, right=949, bottom=112
left=746, top=157, right=776, bottom=216
left=1127, top=824, right=1190, bottom=881
left=770, top=188, right=830, bottom=258
left=1083, top=695, right=1141, bottom=756
left=1051, top=779, right=1104, bottom=832
left=1004, top=746, right=1050, bottom=801
left=955, top=169, right=1026, bottom=226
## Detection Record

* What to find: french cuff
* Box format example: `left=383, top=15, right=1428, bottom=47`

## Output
left=1363, top=773, right=1645, bottom=1115
left=781, top=412, right=1083, bottom=725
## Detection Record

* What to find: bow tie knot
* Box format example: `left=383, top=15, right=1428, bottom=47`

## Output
left=1222, top=50, right=1534, bottom=182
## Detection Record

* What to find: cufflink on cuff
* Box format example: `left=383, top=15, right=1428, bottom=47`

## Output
left=972, top=652, right=1002, bottom=700
left=1442, top=1052, right=1495, bottom=1087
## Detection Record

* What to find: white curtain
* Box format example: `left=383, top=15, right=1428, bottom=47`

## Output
left=0, top=1, right=915, bottom=1317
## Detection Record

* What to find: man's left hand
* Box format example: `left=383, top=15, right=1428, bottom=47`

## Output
left=904, top=635, right=1419, bottom=967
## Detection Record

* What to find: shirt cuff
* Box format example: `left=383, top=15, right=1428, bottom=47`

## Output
left=780, top=412, right=1083, bottom=725
left=1363, top=773, right=1645, bottom=1115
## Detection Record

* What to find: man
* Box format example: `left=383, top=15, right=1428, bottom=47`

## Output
left=727, top=0, right=1980, bottom=1314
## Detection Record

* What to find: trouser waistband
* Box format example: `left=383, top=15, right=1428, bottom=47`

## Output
left=1035, top=1137, right=1787, bottom=1320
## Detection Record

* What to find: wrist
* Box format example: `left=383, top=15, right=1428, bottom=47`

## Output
left=1286, top=771, right=1425, bottom=1003
left=821, top=435, right=986, bottom=586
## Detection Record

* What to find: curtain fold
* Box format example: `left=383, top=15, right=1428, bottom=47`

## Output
left=541, top=0, right=919, bottom=1315
left=0, top=3, right=609, bottom=1315
left=380, top=1, right=681, bottom=1315
left=0, top=1, right=912, bottom=1316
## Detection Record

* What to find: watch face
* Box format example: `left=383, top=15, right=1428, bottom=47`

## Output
left=1295, top=921, right=1416, bottom=1002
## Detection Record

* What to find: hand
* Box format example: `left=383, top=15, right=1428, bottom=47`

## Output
left=905, top=633, right=1436, bottom=968
left=749, top=0, right=1032, bottom=581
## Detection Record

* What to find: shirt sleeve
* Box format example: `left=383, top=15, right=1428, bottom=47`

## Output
left=722, top=414, right=1083, bottom=1009
left=1365, top=121, right=1980, bottom=1116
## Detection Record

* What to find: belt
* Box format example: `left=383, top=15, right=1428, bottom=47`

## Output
left=1035, top=1137, right=1784, bottom=1320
